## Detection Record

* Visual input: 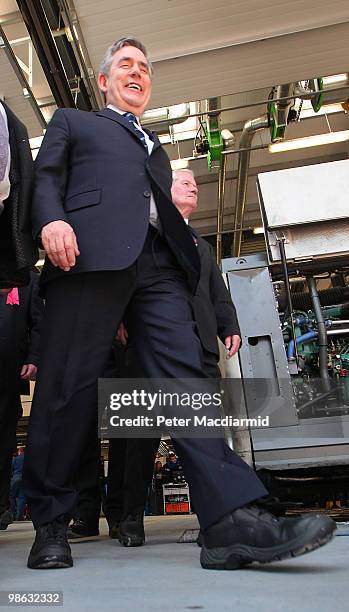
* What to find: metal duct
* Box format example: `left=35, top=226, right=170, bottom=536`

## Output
left=216, top=154, right=226, bottom=263
left=141, top=103, right=191, bottom=133
left=232, top=115, right=269, bottom=257
left=274, top=83, right=295, bottom=136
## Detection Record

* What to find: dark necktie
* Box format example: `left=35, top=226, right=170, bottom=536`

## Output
left=123, top=112, right=148, bottom=152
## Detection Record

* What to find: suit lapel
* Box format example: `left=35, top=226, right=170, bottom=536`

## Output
left=145, top=129, right=161, bottom=152
left=188, top=225, right=200, bottom=248
left=96, top=108, right=161, bottom=154
left=96, top=108, right=144, bottom=148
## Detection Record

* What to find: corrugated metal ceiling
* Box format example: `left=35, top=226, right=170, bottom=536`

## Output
left=73, top=0, right=349, bottom=60
left=73, top=0, right=349, bottom=106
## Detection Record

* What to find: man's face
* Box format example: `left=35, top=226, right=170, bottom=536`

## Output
left=98, top=45, right=152, bottom=117
left=171, top=172, right=198, bottom=219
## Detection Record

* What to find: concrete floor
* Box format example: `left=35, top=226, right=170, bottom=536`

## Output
left=0, top=515, right=347, bottom=612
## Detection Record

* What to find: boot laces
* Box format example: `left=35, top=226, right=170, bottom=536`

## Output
left=249, top=503, right=279, bottom=523
left=42, top=517, right=67, bottom=545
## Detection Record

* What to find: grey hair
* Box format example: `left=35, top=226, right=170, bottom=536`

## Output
left=172, top=168, right=195, bottom=181
left=99, top=37, right=153, bottom=78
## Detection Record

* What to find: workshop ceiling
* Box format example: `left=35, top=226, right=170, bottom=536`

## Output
left=73, top=0, right=349, bottom=107
left=1, top=0, right=348, bottom=240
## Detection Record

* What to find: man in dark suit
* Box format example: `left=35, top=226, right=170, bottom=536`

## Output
left=0, top=100, right=38, bottom=289
left=172, top=168, right=241, bottom=376
left=112, top=169, right=244, bottom=546
left=23, top=37, right=334, bottom=571
left=0, top=271, right=44, bottom=530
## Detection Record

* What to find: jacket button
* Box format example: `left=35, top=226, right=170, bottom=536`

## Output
left=143, top=190, right=151, bottom=197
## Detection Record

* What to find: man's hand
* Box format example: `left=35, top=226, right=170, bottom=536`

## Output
left=41, top=220, right=80, bottom=271
left=20, top=363, right=37, bottom=381
left=224, top=335, right=241, bottom=359
left=116, top=322, right=128, bottom=346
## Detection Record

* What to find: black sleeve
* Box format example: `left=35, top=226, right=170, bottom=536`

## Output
left=208, top=246, right=241, bottom=342
left=31, top=108, right=70, bottom=239
left=24, top=272, right=45, bottom=365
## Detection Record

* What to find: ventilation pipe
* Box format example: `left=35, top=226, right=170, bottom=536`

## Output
left=232, top=116, right=269, bottom=257
left=216, top=154, right=227, bottom=263
left=232, top=84, right=296, bottom=257
left=273, top=83, right=295, bottom=139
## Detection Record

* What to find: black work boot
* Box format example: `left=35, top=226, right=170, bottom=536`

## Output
left=0, top=509, right=13, bottom=530
left=67, top=518, right=99, bottom=541
left=27, top=515, right=73, bottom=569
left=118, top=514, right=145, bottom=547
left=200, top=504, right=336, bottom=570
left=107, top=519, right=120, bottom=540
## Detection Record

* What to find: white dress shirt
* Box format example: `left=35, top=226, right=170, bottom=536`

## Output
left=107, top=104, right=160, bottom=230
left=0, top=101, right=11, bottom=207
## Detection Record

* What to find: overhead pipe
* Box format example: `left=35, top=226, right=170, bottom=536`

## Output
left=232, top=115, right=269, bottom=257
left=231, top=77, right=339, bottom=257
left=273, top=83, right=295, bottom=140
left=129, top=82, right=349, bottom=132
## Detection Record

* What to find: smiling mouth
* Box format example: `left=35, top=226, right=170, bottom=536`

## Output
left=126, top=83, right=142, bottom=92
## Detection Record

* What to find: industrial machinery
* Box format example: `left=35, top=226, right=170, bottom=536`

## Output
left=222, top=158, right=349, bottom=508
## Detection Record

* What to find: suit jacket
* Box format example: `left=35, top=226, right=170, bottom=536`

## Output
left=32, top=107, right=200, bottom=292
left=0, top=101, right=38, bottom=288
left=192, top=232, right=240, bottom=357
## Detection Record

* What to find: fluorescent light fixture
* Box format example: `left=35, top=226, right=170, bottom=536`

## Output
left=253, top=227, right=264, bottom=234
left=300, top=103, right=345, bottom=119
left=269, top=130, right=349, bottom=153
left=170, top=158, right=189, bottom=170
left=322, top=73, right=348, bottom=86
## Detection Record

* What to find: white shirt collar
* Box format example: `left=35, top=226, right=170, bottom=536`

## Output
left=107, top=104, right=141, bottom=126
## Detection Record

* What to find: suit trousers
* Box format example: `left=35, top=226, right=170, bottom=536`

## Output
left=0, top=305, right=23, bottom=514
left=105, top=350, right=239, bottom=522
left=105, top=349, right=221, bottom=521
left=23, top=227, right=266, bottom=529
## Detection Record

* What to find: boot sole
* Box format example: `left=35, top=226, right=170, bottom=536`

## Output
left=27, top=555, right=73, bottom=570
left=200, top=517, right=336, bottom=570
left=119, top=535, right=145, bottom=547
left=67, top=533, right=100, bottom=543
left=0, top=514, right=13, bottom=530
